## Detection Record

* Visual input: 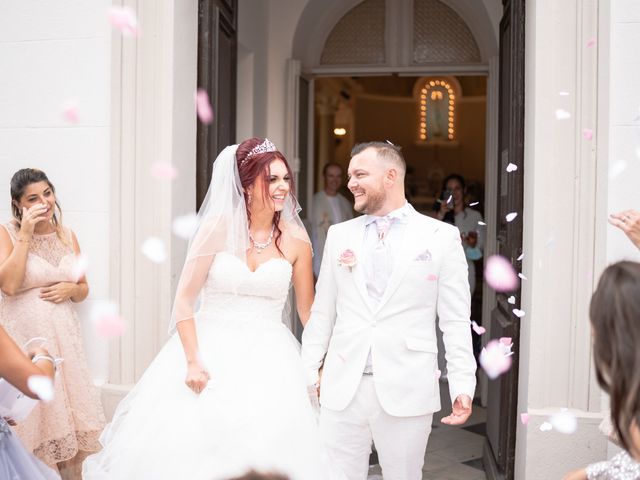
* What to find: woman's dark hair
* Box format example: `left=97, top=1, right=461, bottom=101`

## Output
left=236, top=138, right=295, bottom=257
left=10, top=168, right=66, bottom=242
left=590, top=261, right=640, bottom=454
left=441, top=173, right=466, bottom=193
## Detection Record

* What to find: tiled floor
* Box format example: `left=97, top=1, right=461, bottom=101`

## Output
left=368, top=380, right=487, bottom=479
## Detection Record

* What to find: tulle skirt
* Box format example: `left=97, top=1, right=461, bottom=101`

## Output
left=0, top=422, right=60, bottom=480
left=83, top=312, right=338, bottom=480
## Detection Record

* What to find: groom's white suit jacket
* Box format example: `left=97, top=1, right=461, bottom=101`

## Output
left=302, top=207, right=476, bottom=417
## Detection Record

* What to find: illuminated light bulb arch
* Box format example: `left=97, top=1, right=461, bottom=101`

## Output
left=416, top=77, right=459, bottom=142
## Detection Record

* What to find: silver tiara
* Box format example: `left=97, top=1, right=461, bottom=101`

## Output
left=242, top=138, right=278, bottom=164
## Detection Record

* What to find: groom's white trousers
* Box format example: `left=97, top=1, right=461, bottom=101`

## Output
left=320, top=376, right=433, bottom=480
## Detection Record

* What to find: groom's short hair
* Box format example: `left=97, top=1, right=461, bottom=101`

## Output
left=351, top=141, right=406, bottom=178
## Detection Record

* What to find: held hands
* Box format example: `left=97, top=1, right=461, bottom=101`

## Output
left=185, top=361, right=210, bottom=395
left=40, top=282, right=78, bottom=303
left=19, top=204, right=49, bottom=238
left=441, top=394, right=472, bottom=426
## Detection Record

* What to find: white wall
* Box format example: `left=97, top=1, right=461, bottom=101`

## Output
left=0, top=0, right=112, bottom=382
left=607, top=0, right=640, bottom=263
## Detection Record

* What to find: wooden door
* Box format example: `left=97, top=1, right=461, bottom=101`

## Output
left=196, top=0, right=238, bottom=207
left=484, top=0, right=525, bottom=478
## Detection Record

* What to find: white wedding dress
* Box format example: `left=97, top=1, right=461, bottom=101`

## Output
left=83, top=252, right=337, bottom=480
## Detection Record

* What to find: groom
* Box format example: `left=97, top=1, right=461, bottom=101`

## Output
left=302, top=142, right=476, bottom=479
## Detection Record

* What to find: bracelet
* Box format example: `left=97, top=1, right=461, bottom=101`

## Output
left=32, top=354, right=57, bottom=371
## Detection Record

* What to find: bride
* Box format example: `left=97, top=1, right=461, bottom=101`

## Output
left=83, top=138, right=338, bottom=480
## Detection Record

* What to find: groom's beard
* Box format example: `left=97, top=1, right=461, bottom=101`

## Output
left=356, top=188, right=386, bottom=214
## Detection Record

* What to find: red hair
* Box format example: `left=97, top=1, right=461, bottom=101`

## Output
left=236, top=138, right=295, bottom=255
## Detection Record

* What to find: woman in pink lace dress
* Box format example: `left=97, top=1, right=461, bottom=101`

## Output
left=0, top=168, right=105, bottom=479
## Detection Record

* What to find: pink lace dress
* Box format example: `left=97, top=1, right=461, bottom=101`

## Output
left=0, top=223, right=105, bottom=467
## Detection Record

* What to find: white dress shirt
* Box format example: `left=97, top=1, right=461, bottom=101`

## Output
left=362, top=202, right=413, bottom=372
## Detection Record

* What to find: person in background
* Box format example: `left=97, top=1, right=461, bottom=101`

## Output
left=563, top=261, right=640, bottom=479
left=434, top=174, right=484, bottom=295
left=0, top=168, right=105, bottom=479
left=311, top=163, right=353, bottom=277
left=0, top=325, right=60, bottom=480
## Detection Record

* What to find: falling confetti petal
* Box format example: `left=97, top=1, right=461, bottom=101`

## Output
left=195, top=89, right=214, bottom=124
left=27, top=375, right=54, bottom=402
left=550, top=409, right=577, bottom=434
left=506, top=163, right=518, bottom=173
left=608, top=160, right=627, bottom=179
left=471, top=321, right=486, bottom=335
left=435, top=369, right=442, bottom=380
left=540, top=422, right=553, bottom=432
left=478, top=221, right=486, bottom=226
left=484, top=255, right=519, bottom=292
left=546, top=237, right=557, bottom=249
left=558, top=91, right=570, bottom=96
left=62, top=103, right=79, bottom=124
left=480, top=340, right=513, bottom=379
left=586, top=37, right=596, bottom=48
left=512, top=308, right=526, bottom=318
left=108, top=6, right=139, bottom=36
left=151, top=162, right=178, bottom=180
left=71, top=253, right=89, bottom=282
left=518, top=273, right=527, bottom=281
left=517, top=253, right=524, bottom=261
left=508, top=295, right=516, bottom=304
left=469, top=201, right=480, bottom=207
left=506, top=212, right=518, bottom=222
left=555, top=109, right=571, bottom=120
left=582, top=128, right=594, bottom=140
left=90, top=301, right=126, bottom=339
left=520, top=413, right=530, bottom=425
left=499, top=337, right=513, bottom=350
left=141, top=237, right=166, bottom=263
left=427, top=274, right=438, bottom=282
left=172, top=213, right=199, bottom=240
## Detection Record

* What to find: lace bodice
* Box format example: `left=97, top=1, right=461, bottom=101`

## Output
left=2, top=223, right=76, bottom=292
left=198, top=252, right=293, bottom=322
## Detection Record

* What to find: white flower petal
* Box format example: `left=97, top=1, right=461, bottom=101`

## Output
left=141, top=237, right=166, bottom=263
left=27, top=375, right=54, bottom=402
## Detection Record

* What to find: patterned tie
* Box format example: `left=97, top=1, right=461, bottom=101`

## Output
left=375, top=216, right=392, bottom=244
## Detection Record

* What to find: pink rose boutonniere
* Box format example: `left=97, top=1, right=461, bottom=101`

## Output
left=338, top=249, right=357, bottom=271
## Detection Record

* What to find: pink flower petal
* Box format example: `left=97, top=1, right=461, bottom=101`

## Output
left=435, top=369, right=441, bottom=380
left=151, top=162, right=178, bottom=180
left=520, top=413, right=530, bottom=425
left=582, top=128, right=594, bottom=140
left=62, top=103, right=79, bottom=124
left=71, top=253, right=89, bottom=282
left=506, top=212, right=518, bottom=222
left=484, top=255, right=519, bottom=292
left=90, top=301, right=126, bottom=339
left=586, top=37, right=596, bottom=48
left=480, top=340, right=513, bottom=379
left=427, top=274, right=438, bottom=282
left=195, top=89, right=214, bottom=124
left=512, top=308, right=526, bottom=318
left=96, top=314, right=126, bottom=338
left=471, top=320, right=486, bottom=335
left=108, top=6, right=139, bottom=36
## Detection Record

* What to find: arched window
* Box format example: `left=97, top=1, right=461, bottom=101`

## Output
left=417, top=78, right=459, bottom=142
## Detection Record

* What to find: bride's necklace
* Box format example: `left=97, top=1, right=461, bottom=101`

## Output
left=249, top=224, right=276, bottom=254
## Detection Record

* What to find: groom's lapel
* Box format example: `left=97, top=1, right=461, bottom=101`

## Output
left=349, top=217, right=375, bottom=312
left=376, top=212, right=424, bottom=311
